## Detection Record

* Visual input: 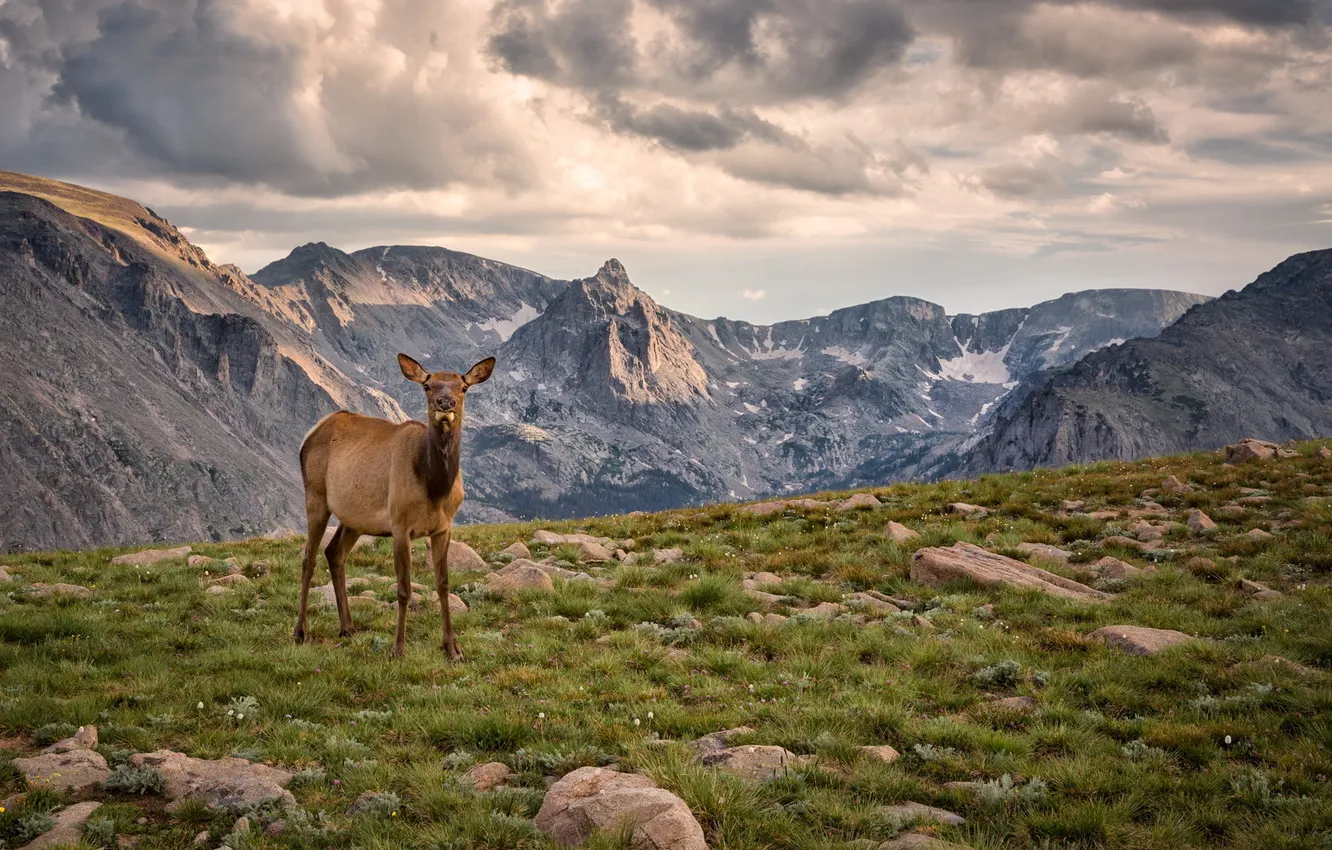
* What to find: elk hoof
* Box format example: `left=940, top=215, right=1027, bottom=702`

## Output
left=292, top=627, right=306, bottom=644
left=444, top=639, right=464, bottom=662
left=390, top=643, right=406, bottom=659
left=338, top=627, right=357, bottom=638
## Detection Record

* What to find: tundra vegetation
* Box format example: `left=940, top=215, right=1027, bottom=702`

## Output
left=1, top=441, right=1331, bottom=849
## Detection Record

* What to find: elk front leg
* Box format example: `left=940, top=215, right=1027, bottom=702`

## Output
left=294, top=502, right=330, bottom=644
left=430, top=529, right=463, bottom=661
left=390, top=531, right=412, bottom=658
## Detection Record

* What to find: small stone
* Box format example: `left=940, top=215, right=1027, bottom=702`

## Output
left=860, top=745, right=900, bottom=764
left=487, top=561, right=555, bottom=594
left=109, top=546, right=191, bottom=566
left=192, top=831, right=210, bottom=846
left=447, top=540, right=488, bottom=572
left=653, top=548, right=685, bottom=563
left=575, top=541, right=615, bottom=562
left=1092, top=557, right=1142, bottom=579
left=1187, top=510, right=1217, bottom=535
left=990, top=696, right=1037, bottom=712
left=1217, top=504, right=1247, bottom=517
left=1100, top=535, right=1146, bottom=551
left=839, top=493, right=882, bottom=511
left=1060, top=500, right=1085, bottom=512
left=1317, top=447, right=1332, bottom=459
left=1242, top=528, right=1273, bottom=540
left=1087, top=510, right=1121, bottom=520
left=804, top=601, right=846, bottom=618
left=466, top=762, right=512, bottom=791
left=205, top=585, right=232, bottom=596
left=1089, top=625, right=1197, bottom=655
left=1161, top=475, right=1193, bottom=495
left=249, top=560, right=271, bottom=576
left=880, top=833, right=972, bottom=850
left=187, top=555, right=216, bottom=568
left=501, top=542, right=531, bottom=560
left=946, top=502, right=988, bottom=517
left=884, top=521, right=920, bottom=543
left=1225, top=438, right=1279, bottom=463
left=535, top=766, right=706, bottom=849
left=208, top=573, right=251, bottom=587
left=700, top=745, right=813, bottom=781
left=231, top=816, right=252, bottom=836
left=844, top=592, right=899, bottom=613
left=910, top=614, right=935, bottom=630
left=689, top=727, right=755, bottom=757
left=1015, top=542, right=1072, bottom=562
left=264, top=820, right=286, bottom=837
left=42, top=725, right=98, bottom=753
left=741, top=501, right=788, bottom=517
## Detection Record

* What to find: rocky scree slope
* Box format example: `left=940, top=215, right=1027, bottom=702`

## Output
left=966, top=248, right=1332, bottom=474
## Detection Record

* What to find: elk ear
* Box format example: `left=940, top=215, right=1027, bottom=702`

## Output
left=462, top=356, right=496, bottom=387
left=398, top=353, right=428, bottom=384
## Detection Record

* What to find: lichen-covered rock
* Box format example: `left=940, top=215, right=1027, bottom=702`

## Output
left=466, top=762, right=512, bottom=791
left=501, top=542, right=531, bottom=560
left=860, top=745, right=900, bottom=764
left=535, top=766, right=706, bottom=850
left=14, top=747, right=110, bottom=793
left=1015, top=542, right=1072, bottom=562
left=946, top=502, right=988, bottom=517
left=911, top=543, right=1108, bottom=601
left=878, top=801, right=965, bottom=826
left=700, top=745, right=812, bottom=781
left=1187, top=510, right=1217, bottom=535
left=1226, top=439, right=1279, bottom=463
left=884, top=521, right=920, bottom=543
left=447, top=540, right=488, bottom=572
left=18, top=801, right=102, bottom=850
left=129, top=750, right=295, bottom=812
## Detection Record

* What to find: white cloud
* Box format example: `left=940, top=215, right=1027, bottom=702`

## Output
left=741, top=288, right=767, bottom=301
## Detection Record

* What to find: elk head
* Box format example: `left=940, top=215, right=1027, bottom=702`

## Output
left=398, top=354, right=496, bottom=432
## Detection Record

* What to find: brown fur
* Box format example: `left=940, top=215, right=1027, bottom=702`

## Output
left=293, top=354, right=495, bottom=659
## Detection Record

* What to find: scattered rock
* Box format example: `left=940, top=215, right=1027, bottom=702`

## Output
left=786, top=498, right=826, bottom=510
left=909, top=614, right=935, bottom=630
left=1242, top=528, right=1273, bottom=541
left=1317, top=447, right=1332, bottom=459
left=803, top=601, right=846, bottom=618
left=1088, top=625, right=1196, bottom=656
left=1091, top=557, right=1143, bottom=579
left=1236, top=578, right=1278, bottom=596
left=653, top=548, right=685, bottom=564
left=575, top=541, right=615, bottom=562
left=1217, top=504, right=1247, bottom=517
left=740, top=501, right=789, bottom=517
left=265, top=820, right=286, bottom=837
left=192, top=831, right=209, bottom=846
left=845, top=592, right=899, bottom=613
left=1161, top=475, right=1193, bottom=495
left=945, top=502, right=988, bottom=517
left=742, top=571, right=783, bottom=589
left=1254, top=655, right=1318, bottom=677
left=1060, top=500, right=1085, bottom=512
left=207, top=573, right=251, bottom=587
left=109, top=546, right=191, bottom=566
left=839, top=493, right=882, bottom=511
left=501, top=542, right=531, bottom=560
left=1129, top=520, right=1166, bottom=542
left=129, top=750, right=295, bottom=812
left=535, top=766, right=706, bottom=850
left=14, top=732, right=110, bottom=793
left=1015, top=542, right=1072, bottom=562
left=422, top=592, right=469, bottom=614
left=700, top=745, right=812, bottom=782
left=249, top=560, right=271, bottom=577
left=878, top=801, right=966, bottom=827
left=230, top=816, right=252, bottom=837
left=1225, top=439, right=1279, bottom=463
left=746, top=612, right=789, bottom=625
left=27, top=583, right=92, bottom=599
left=466, top=762, right=512, bottom=791
left=1187, top=510, right=1217, bottom=535
left=205, top=585, right=232, bottom=596
left=860, top=745, right=900, bottom=764
left=745, top=589, right=787, bottom=606
left=187, top=555, right=216, bottom=568
left=532, top=530, right=612, bottom=547
left=884, top=521, right=920, bottom=543
left=486, top=561, right=555, bottom=594
left=445, top=540, right=487, bottom=572
left=911, top=542, right=1109, bottom=601
left=1087, top=510, right=1121, bottom=520
left=690, top=727, right=755, bottom=757
left=19, top=801, right=102, bottom=850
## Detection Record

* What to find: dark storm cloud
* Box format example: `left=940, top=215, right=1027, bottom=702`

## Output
left=487, top=0, right=914, bottom=102
left=1120, top=0, right=1318, bottom=26
left=595, top=97, right=793, bottom=151
left=0, top=0, right=533, bottom=196
left=1037, top=92, right=1169, bottom=143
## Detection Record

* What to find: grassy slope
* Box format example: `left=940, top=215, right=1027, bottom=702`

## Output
left=2, top=443, right=1331, bottom=849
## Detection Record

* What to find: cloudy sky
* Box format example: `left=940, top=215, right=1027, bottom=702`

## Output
left=2, top=0, right=1330, bottom=321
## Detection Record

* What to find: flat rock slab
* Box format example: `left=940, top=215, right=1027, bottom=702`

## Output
left=879, top=801, right=966, bottom=826
left=1092, top=557, right=1144, bottom=579
left=14, top=747, right=110, bottom=792
left=1226, top=439, right=1278, bottom=463
left=911, top=543, right=1108, bottom=601
left=839, top=493, right=882, bottom=510
left=535, top=766, right=706, bottom=850
left=700, top=745, right=812, bottom=781
left=532, top=531, right=612, bottom=547
left=110, top=546, right=191, bottom=566
left=946, top=502, right=988, bottom=517
left=130, top=750, right=294, bottom=812
left=879, top=834, right=972, bottom=850
left=689, top=726, right=755, bottom=757
left=1088, top=625, right=1196, bottom=655
left=18, top=801, right=102, bottom=850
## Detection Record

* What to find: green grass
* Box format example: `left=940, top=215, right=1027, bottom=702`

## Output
left=2, top=442, right=1332, bottom=848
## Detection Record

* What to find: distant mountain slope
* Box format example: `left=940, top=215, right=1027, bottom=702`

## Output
left=965, top=249, right=1332, bottom=473
left=0, top=170, right=1212, bottom=549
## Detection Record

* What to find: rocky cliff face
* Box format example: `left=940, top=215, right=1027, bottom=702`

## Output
left=0, top=170, right=1218, bottom=549
left=965, top=249, right=1332, bottom=473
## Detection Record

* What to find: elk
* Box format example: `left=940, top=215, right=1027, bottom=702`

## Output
left=293, top=354, right=495, bottom=659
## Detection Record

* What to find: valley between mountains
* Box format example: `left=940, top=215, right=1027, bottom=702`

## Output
left=2, top=170, right=1330, bottom=552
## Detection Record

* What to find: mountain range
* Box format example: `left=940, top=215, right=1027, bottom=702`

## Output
left=1, top=169, right=1326, bottom=552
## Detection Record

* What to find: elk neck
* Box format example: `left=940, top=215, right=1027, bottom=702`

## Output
left=416, top=417, right=462, bottom=502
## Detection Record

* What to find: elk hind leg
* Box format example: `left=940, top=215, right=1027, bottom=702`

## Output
left=294, top=497, right=330, bottom=644
left=325, top=524, right=359, bottom=637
